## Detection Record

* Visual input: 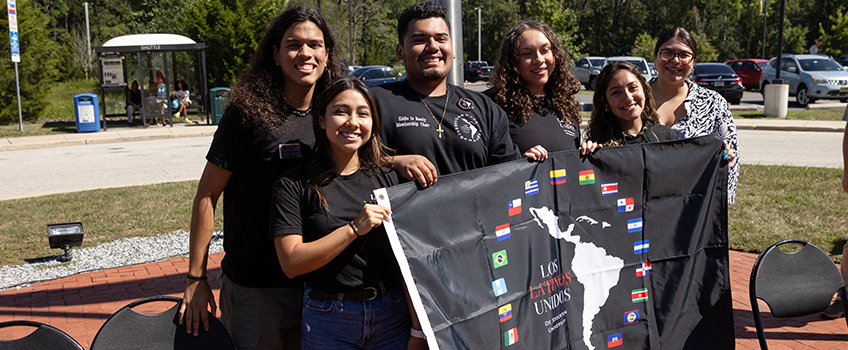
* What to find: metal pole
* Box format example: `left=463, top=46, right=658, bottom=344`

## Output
left=774, top=0, right=786, bottom=82
left=761, top=0, right=767, bottom=59
left=476, top=7, right=481, bottom=62
left=436, top=0, right=463, bottom=86
left=84, top=2, right=90, bottom=80
left=348, top=0, right=353, bottom=66
left=15, top=62, right=21, bottom=131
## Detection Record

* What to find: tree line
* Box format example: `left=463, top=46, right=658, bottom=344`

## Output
left=1, top=0, right=846, bottom=124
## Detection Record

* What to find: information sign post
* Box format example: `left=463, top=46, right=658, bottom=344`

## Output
left=8, top=0, right=22, bottom=132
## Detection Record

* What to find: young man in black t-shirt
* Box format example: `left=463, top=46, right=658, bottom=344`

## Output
left=372, top=2, right=520, bottom=188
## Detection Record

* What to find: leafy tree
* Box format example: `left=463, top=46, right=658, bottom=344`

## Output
left=819, top=11, right=848, bottom=57
left=0, top=0, right=60, bottom=123
left=527, top=0, right=582, bottom=60
left=630, top=33, right=656, bottom=62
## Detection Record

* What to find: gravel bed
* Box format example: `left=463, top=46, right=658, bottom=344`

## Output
left=0, top=230, right=224, bottom=291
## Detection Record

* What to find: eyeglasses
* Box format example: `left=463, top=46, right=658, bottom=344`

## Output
left=658, top=50, right=696, bottom=64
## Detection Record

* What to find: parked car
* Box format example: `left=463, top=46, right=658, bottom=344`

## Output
left=838, top=54, right=848, bottom=67
left=350, top=65, right=398, bottom=87
left=463, top=61, right=492, bottom=82
left=726, top=59, right=769, bottom=90
left=691, top=63, right=743, bottom=105
left=759, top=54, right=848, bottom=106
left=570, top=56, right=605, bottom=90
left=647, top=63, right=658, bottom=79
left=605, top=56, right=652, bottom=83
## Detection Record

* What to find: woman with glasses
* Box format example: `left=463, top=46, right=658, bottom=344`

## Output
left=651, top=27, right=739, bottom=204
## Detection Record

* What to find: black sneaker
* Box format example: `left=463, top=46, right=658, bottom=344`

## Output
left=821, top=300, right=844, bottom=319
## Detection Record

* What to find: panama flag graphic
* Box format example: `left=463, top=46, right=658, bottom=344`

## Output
left=617, top=198, right=634, bottom=212
left=550, top=169, right=566, bottom=185
left=627, top=218, right=643, bottom=233
left=508, top=199, right=521, bottom=216
left=495, top=223, right=511, bottom=241
left=601, top=182, right=619, bottom=196
left=636, top=262, right=652, bottom=277
left=504, top=327, right=518, bottom=346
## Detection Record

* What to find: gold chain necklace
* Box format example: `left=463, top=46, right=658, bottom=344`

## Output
left=417, top=89, right=450, bottom=139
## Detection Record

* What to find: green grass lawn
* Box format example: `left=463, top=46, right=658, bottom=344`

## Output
left=0, top=164, right=844, bottom=266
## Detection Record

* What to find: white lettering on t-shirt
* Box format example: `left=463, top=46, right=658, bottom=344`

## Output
left=396, top=115, right=431, bottom=128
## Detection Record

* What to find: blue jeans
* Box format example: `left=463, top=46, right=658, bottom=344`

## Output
left=302, top=282, right=411, bottom=350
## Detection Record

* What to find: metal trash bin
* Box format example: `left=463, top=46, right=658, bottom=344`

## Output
left=209, top=87, right=230, bottom=125
left=73, top=93, right=101, bottom=133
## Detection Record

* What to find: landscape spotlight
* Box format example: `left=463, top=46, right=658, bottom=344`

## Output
left=48, top=222, right=84, bottom=262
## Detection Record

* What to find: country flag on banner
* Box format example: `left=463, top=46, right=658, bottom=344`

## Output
left=617, top=198, right=634, bottom=212
left=632, top=288, right=649, bottom=303
left=508, top=199, right=521, bottom=216
left=492, top=278, right=508, bottom=297
left=623, top=310, right=640, bottom=325
left=627, top=218, right=643, bottom=233
left=498, top=304, right=513, bottom=323
left=504, top=327, right=518, bottom=346
left=495, top=223, right=511, bottom=241
left=525, top=179, right=539, bottom=196
left=607, top=332, right=623, bottom=347
left=492, top=250, right=508, bottom=268
left=578, top=170, right=595, bottom=185
left=550, top=169, right=566, bottom=185
left=636, top=262, right=652, bottom=277
left=601, top=182, right=619, bottom=196
left=634, top=240, right=649, bottom=254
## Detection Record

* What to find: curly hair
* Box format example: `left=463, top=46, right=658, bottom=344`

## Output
left=305, top=77, right=393, bottom=208
left=227, top=5, right=344, bottom=129
left=586, top=61, right=660, bottom=147
left=488, top=21, right=580, bottom=126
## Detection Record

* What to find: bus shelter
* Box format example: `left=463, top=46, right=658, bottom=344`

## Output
left=94, top=34, right=207, bottom=129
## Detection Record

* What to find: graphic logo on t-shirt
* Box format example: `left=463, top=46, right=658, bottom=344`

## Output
left=454, top=114, right=481, bottom=142
left=457, top=97, right=475, bottom=110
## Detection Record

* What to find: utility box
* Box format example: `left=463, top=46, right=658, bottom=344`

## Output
left=73, top=93, right=101, bottom=133
left=210, top=87, right=230, bottom=125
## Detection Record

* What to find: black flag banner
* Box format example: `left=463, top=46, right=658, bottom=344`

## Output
left=374, top=134, right=734, bottom=350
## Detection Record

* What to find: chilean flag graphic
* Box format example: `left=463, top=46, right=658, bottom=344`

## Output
left=508, top=199, right=521, bottom=216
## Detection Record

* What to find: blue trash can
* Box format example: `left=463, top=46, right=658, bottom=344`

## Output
left=73, top=93, right=101, bottom=133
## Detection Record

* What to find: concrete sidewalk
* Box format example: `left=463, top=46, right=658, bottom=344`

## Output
left=1, top=117, right=845, bottom=153
left=1, top=250, right=846, bottom=349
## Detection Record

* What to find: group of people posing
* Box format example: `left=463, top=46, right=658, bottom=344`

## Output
left=175, top=2, right=739, bottom=349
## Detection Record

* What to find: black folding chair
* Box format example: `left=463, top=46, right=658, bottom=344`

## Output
left=90, top=296, right=234, bottom=350
left=0, top=320, right=84, bottom=350
left=749, top=239, right=848, bottom=349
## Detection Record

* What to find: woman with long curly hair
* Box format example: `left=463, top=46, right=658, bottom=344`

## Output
left=487, top=21, right=582, bottom=160
left=179, top=5, right=344, bottom=349
left=582, top=61, right=677, bottom=150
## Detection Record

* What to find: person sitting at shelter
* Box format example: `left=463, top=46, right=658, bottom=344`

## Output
left=156, top=70, right=169, bottom=126
left=125, top=80, right=142, bottom=125
left=173, top=80, right=192, bottom=123
left=145, top=80, right=165, bottom=118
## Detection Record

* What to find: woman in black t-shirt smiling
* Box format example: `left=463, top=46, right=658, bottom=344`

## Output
left=487, top=21, right=582, bottom=160
left=271, top=77, right=414, bottom=349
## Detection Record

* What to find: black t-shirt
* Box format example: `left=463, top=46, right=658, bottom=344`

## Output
left=372, top=81, right=521, bottom=176
left=206, top=105, right=315, bottom=288
left=498, top=95, right=581, bottom=153
left=270, top=167, right=400, bottom=293
left=620, top=122, right=679, bottom=145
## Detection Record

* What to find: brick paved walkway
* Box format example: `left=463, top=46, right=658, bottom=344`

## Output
left=1, top=250, right=846, bottom=349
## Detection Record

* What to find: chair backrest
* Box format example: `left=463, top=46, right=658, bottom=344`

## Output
left=90, top=296, right=234, bottom=350
left=0, top=320, right=84, bottom=350
left=749, top=239, right=848, bottom=349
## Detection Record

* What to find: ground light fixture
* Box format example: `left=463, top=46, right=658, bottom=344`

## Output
left=47, top=222, right=84, bottom=262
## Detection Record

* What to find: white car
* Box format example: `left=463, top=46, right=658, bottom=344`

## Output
left=759, top=54, right=848, bottom=106
left=605, top=56, right=653, bottom=83
left=570, top=56, right=606, bottom=90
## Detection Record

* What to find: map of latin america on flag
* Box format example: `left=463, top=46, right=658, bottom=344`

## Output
left=377, top=135, right=733, bottom=350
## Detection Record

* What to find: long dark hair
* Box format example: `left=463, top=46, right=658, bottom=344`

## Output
left=587, top=61, right=660, bottom=147
left=227, top=5, right=344, bottom=129
left=489, top=21, right=580, bottom=125
left=305, top=77, right=392, bottom=208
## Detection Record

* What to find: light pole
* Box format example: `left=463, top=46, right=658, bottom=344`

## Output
left=760, top=0, right=767, bottom=59
left=474, top=6, right=482, bottom=62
